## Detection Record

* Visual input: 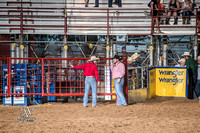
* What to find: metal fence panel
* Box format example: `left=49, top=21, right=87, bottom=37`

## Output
left=0, top=58, right=128, bottom=101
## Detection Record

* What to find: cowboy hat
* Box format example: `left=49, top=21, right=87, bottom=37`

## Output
left=88, top=56, right=100, bottom=62
left=182, top=52, right=191, bottom=57
left=131, top=52, right=140, bottom=60
left=112, top=55, right=121, bottom=60
left=127, top=57, right=133, bottom=62
left=178, top=58, right=186, bottom=63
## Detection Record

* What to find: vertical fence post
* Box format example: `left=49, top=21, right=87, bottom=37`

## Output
left=20, top=0, right=23, bottom=44
left=150, top=8, right=154, bottom=35
left=63, top=8, right=68, bottom=68
left=194, top=36, right=198, bottom=60
left=136, top=68, right=139, bottom=88
left=195, top=8, right=198, bottom=60
left=64, top=8, right=67, bottom=41
left=141, top=68, right=144, bottom=88
left=41, top=58, right=44, bottom=96
left=107, top=9, right=109, bottom=40
left=7, top=57, right=11, bottom=95
left=163, top=35, right=168, bottom=66
left=123, top=57, right=128, bottom=103
left=196, top=8, right=198, bottom=36
left=150, top=36, right=154, bottom=66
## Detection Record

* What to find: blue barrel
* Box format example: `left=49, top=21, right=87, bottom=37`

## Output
left=48, top=84, right=56, bottom=102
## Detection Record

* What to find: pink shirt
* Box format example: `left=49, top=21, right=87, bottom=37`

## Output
left=111, top=61, right=125, bottom=79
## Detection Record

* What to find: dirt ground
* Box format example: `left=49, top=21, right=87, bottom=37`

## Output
left=0, top=97, right=200, bottom=133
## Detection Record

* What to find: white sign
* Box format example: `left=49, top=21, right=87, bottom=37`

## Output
left=13, top=86, right=25, bottom=104
left=105, top=66, right=111, bottom=100
left=4, top=86, right=12, bottom=104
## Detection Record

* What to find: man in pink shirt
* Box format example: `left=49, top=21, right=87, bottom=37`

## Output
left=71, top=56, right=100, bottom=107
left=111, top=55, right=127, bottom=106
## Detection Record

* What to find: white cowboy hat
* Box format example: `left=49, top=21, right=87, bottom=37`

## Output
left=88, top=56, right=100, bottom=62
left=127, top=57, right=133, bottom=62
left=178, top=58, right=186, bottom=63
left=131, top=52, right=140, bottom=60
left=182, top=52, right=191, bottom=57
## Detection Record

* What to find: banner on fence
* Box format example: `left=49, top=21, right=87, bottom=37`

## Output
left=149, top=67, right=187, bottom=98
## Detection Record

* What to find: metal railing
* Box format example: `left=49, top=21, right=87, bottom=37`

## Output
left=128, top=67, right=149, bottom=90
left=0, top=57, right=128, bottom=101
left=0, top=3, right=199, bottom=37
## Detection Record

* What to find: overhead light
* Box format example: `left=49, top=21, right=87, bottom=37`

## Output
left=89, top=44, right=93, bottom=49
left=20, top=44, right=24, bottom=50
left=64, top=44, right=68, bottom=50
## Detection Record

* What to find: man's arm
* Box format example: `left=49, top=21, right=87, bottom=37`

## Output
left=71, top=63, right=86, bottom=69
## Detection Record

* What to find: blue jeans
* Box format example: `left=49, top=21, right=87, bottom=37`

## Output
left=95, top=0, right=98, bottom=6
left=193, top=75, right=197, bottom=85
left=84, top=76, right=97, bottom=107
left=95, top=0, right=113, bottom=7
left=114, top=77, right=127, bottom=105
left=194, top=81, right=200, bottom=99
left=114, top=0, right=122, bottom=6
left=182, top=11, right=192, bottom=17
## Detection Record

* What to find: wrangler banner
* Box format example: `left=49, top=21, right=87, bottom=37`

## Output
left=149, top=67, right=188, bottom=98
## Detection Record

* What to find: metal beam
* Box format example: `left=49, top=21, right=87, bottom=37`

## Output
left=163, top=35, right=168, bottom=66
left=90, top=40, right=99, bottom=56
left=194, top=35, right=198, bottom=60
left=156, top=36, right=161, bottom=66
left=150, top=35, right=154, bottom=66
left=75, top=40, right=86, bottom=58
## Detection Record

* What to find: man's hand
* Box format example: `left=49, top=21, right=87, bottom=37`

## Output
left=111, top=62, right=114, bottom=67
left=117, top=78, right=121, bottom=83
left=97, top=82, right=100, bottom=87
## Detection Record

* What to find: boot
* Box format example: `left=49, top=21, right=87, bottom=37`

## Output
left=182, top=17, right=185, bottom=24
left=166, top=18, right=170, bottom=25
left=186, top=18, right=190, bottom=24
left=165, top=18, right=170, bottom=24
left=173, top=18, right=178, bottom=25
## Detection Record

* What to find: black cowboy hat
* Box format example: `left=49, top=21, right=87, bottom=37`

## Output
left=112, top=55, right=121, bottom=60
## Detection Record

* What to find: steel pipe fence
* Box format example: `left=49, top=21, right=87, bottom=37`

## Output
left=128, top=67, right=149, bottom=90
left=1, top=5, right=199, bottom=36
left=0, top=0, right=200, bottom=37
left=0, top=6, right=199, bottom=36
left=0, top=58, right=128, bottom=101
left=0, top=6, right=153, bottom=35
left=0, top=58, right=10, bottom=96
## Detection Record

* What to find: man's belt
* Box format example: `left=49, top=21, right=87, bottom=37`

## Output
left=86, top=76, right=94, bottom=78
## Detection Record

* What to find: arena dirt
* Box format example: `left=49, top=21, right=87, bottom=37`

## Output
left=0, top=97, right=200, bottom=133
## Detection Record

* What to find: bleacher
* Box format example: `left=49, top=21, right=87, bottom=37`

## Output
left=0, top=0, right=199, bottom=35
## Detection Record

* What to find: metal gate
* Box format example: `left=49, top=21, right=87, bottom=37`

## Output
left=0, top=57, right=128, bottom=101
